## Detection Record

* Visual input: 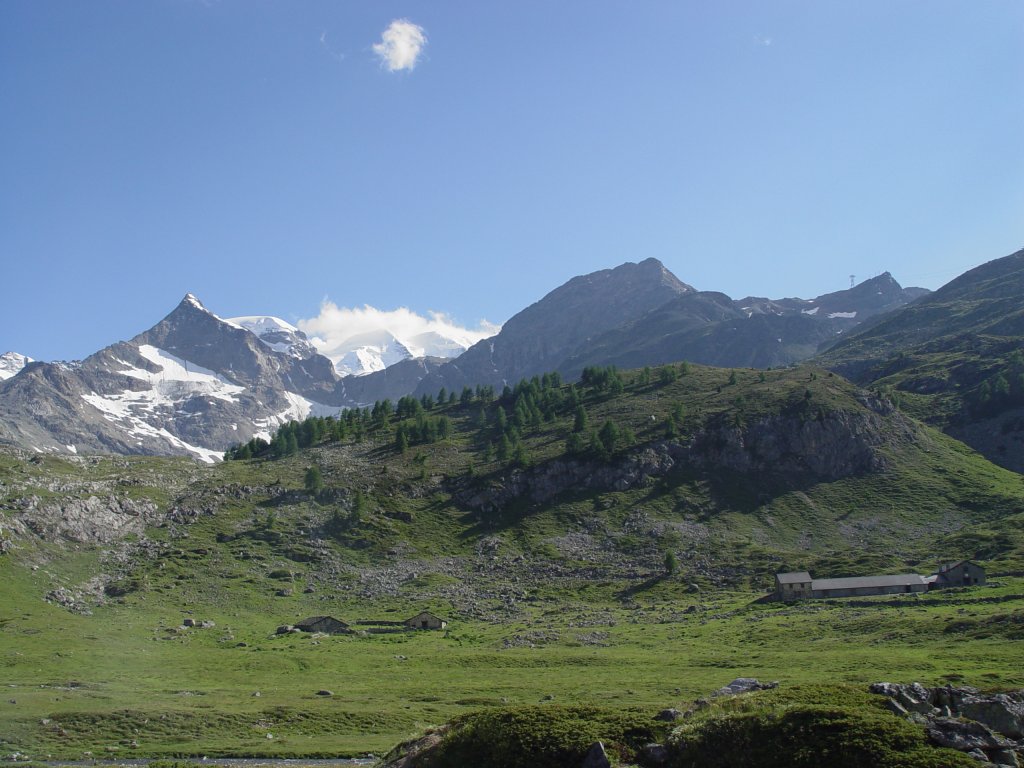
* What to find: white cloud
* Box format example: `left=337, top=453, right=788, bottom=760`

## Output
left=372, top=19, right=427, bottom=72
left=297, top=301, right=499, bottom=363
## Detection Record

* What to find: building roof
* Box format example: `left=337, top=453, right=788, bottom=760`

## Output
left=776, top=572, right=812, bottom=584
left=811, top=574, right=926, bottom=591
left=937, top=560, right=981, bottom=573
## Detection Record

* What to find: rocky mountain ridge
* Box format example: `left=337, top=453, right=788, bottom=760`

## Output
left=0, top=259, right=927, bottom=461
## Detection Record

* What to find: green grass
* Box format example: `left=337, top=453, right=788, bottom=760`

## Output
left=2, top=362, right=1024, bottom=758
left=2, top=556, right=1022, bottom=758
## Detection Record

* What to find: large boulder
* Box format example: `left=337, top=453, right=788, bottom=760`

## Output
left=960, top=694, right=1024, bottom=740
left=926, top=717, right=1011, bottom=753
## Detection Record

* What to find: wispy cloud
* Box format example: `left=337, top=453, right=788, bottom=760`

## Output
left=372, top=19, right=427, bottom=72
left=754, top=34, right=773, bottom=47
left=319, top=30, right=345, bottom=63
left=298, top=302, right=499, bottom=362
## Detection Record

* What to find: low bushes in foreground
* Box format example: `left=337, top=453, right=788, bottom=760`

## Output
left=382, top=705, right=661, bottom=768
left=381, top=686, right=980, bottom=768
left=667, top=704, right=976, bottom=768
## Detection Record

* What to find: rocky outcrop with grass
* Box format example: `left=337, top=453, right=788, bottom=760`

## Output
left=378, top=680, right=1017, bottom=768
left=871, top=682, right=1024, bottom=765
left=451, top=397, right=918, bottom=514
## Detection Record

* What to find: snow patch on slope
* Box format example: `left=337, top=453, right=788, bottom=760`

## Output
left=126, top=345, right=246, bottom=402
left=80, top=345, right=247, bottom=462
left=81, top=388, right=224, bottom=463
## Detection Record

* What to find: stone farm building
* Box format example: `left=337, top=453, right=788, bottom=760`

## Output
left=404, top=611, right=447, bottom=630
left=774, top=561, right=985, bottom=601
left=928, top=560, right=986, bottom=589
left=294, top=616, right=351, bottom=634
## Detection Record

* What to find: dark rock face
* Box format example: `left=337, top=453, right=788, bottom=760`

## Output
left=450, top=404, right=914, bottom=514
left=687, top=404, right=905, bottom=478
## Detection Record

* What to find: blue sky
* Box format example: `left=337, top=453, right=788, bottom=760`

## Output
left=2, top=1, right=1022, bottom=362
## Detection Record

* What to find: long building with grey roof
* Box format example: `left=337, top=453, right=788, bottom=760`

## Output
left=775, top=570, right=940, bottom=601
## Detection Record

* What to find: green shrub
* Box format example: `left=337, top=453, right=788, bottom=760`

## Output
left=668, top=705, right=976, bottom=768
left=415, top=705, right=661, bottom=768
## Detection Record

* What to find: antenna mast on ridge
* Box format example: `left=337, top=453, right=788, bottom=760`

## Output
left=849, top=274, right=855, bottom=289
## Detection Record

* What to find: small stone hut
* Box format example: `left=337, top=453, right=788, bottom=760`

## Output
left=929, top=560, right=986, bottom=589
left=294, top=616, right=351, bottom=634
left=775, top=572, right=813, bottom=600
left=404, top=611, right=447, bottom=630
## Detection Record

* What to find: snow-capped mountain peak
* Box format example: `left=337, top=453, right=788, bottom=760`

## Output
left=183, top=292, right=205, bottom=309
left=331, top=329, right=416, bottom=376
left=227, top=315, right=318, bottom=359
left=0, top=351, right=32, bottom=381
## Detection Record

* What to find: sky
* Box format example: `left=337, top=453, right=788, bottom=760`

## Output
left=2, top=1, right=1023, bottom=362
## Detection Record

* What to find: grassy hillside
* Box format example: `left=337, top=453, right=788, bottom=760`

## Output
left=1, top=361, right=1023, bottom=759
left=818, top=248, right=1024, bottom=471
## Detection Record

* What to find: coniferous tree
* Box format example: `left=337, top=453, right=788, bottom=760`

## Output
left=598, top=420, right=619, bottom=454
left=304, top=465, right=324, bottom=497
left=497, top=434, right=512, bottom=462
left=574, top=405, right=588, bottom=433
left=664, top=550, right=678, bottom=575
left=513, top=442, right=530, bottom=468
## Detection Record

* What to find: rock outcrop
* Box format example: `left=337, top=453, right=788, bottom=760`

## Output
left=871, top=682, right=1024, bottom=765
left=451, top=400, right=916, bottom=514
